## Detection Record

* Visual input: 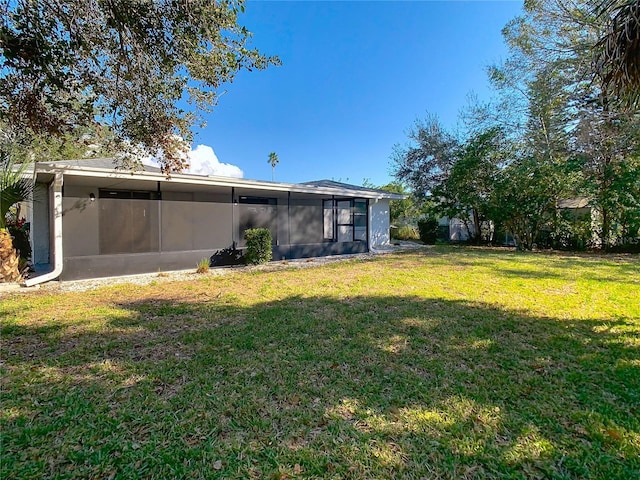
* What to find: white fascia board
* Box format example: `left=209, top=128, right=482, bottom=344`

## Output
left=34, top=163, right=405, bottom=200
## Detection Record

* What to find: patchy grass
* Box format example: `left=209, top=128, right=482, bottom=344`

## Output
left=1, top=246, right=639, bottom=479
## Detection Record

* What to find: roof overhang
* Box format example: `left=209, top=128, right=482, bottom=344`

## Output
left=34, top=162, right=405, bottom=200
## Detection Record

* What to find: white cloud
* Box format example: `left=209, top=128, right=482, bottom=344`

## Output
left=188, top=144, right=243, bottom=178
left=142, top=143, right=243, bottom=178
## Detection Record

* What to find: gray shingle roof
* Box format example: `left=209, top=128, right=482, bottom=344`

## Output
left=558, top=197, right=590, bottom=209
left=298, top=179, right=398, bottom=197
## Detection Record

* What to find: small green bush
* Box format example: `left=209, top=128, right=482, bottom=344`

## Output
left=244, top=228, right=272, bottom=265
left=417, top=217, right=439, bottom=244
left=391, top=225, right=419, bottom=241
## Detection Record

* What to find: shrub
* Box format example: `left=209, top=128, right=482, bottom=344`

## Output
left=391, top=225, right=419, bottom=241
left=244, top=228, right=272, bottom=265
left=196, top=257, right=210, bottom=274
left=417, top=217, right=439, bottom=244
left=7, top=221, right=31, bottom=262
left=549, top=213, right=593, bottom=251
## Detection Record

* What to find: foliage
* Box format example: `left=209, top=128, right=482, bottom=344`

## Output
left=391, top=114, right=459, bottom=197
left=0, top=151, right=32, bottom=229
left=196, top=258, right=210, bottom=274
left=390, top=0, right=640, bottom=250
left=1, top=248, right=638, bottom=478
left=26, top=124, right=117, bottom=162
left=244, top=228, right=272, bottom=265
left=548, top=210, right=594, bottom=251
left=379, top=182, right=411, bottom=224
left=417, top=217, right=439, bottom=245
left=490, top=156, right=565, bottom=251
left=390, top=225, right=419, bottom=241
left=495, top=0, right=640, bottom=249
left=7, top=222, right=31, bottom=263
left=434, top=127, right=507, bottom=244
left=573, top=108, right=640, bottom=248
left=378, top=181, right=431, bottom=227
left=0, top=0, right=280, bottom=173
left=594, top=0, right=640, bottom=109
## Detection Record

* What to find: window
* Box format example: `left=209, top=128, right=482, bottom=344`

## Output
left=323, top=198, right=367, bottom=242
left=354, top=200, right=367, bottom=241
left=323, top=200, right=334, bottom=240
left=336, top=200, right=353, bottom=242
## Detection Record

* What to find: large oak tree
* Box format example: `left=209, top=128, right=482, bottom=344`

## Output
left=0, top=0, right=279, bottom=172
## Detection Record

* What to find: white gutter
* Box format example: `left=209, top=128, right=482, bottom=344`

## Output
left=25, top=172, right=63, bottom=286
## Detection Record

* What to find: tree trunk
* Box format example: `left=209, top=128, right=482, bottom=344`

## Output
left=472, top=208, right=481, bottom=245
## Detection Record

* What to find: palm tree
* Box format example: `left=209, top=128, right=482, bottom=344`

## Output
left=594, top=0, right=640, bottom=108
left=1, top=153, right=33, bottom=229
left=267, top=152, right=279, bottom=181
left=1, top=152, right=33, bottom=282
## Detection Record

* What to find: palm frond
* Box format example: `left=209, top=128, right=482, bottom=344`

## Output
left=593, top=0, right=640, bottom=109
left=0, top=152, right=34, bottom=228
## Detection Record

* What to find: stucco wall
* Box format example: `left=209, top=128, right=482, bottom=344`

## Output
left=62, top=184, right=100, bottom=256
left=369, top=199, right=390, bottom=247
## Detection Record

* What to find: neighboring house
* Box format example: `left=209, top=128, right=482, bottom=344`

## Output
left=438, top=215, right=492, bottom=243
left=24, top=160, right=403, bottom=284
left=557, top=197, right=591, bottom=218
left=556, top=196, right=596, bottom=248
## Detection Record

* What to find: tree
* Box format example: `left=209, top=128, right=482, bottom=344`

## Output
left=434, top=127, right=507, bottom=244
left=267, top=152, right=279, bottom=181
left=0, top=0, right=280, bottom=172
left=573, top=107, right=640, bottom=247
left=493, top=0, right=639, bottom=249
left=393, top=113, right=510, bottom=244
left=490, top=156, right=565, bottom=251
left=391, top=114, right=459, bottom=197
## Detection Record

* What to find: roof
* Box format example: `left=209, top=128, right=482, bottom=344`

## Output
left=34, top=159, right=405, bottom=200
left=298, top=179, right=402, bottom=198
left=558, top=197, right=591, bottom=209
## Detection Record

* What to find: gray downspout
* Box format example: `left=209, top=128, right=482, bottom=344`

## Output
left=25, top=172, right=64, bottom=286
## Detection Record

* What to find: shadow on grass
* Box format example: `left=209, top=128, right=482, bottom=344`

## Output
left=2, top=292, right=639, bottom=479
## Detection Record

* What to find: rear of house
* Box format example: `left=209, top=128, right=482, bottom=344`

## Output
left=27, top=160, right=402, bottom=282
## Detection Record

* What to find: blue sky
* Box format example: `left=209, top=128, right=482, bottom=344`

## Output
left=190, top=1, right=524, bottom=186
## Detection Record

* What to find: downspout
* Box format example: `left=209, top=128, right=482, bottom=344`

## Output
left=25, top=172, right=63, bottom=286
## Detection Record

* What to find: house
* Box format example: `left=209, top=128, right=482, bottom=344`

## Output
left=557, top=197, right=591, bottom=216
left=23, top=160, right=403, bottom=285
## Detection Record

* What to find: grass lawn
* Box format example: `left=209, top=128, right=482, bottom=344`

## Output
left=1, top=246, right=639, bottom=479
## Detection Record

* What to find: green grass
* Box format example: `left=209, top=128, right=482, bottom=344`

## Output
left=1, top=246, right=639, bottom=479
